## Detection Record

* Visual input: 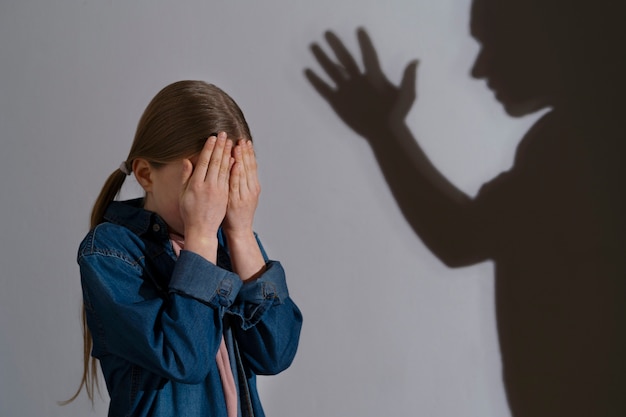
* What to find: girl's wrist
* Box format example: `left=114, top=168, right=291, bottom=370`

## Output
left=183, top=231, right=219, bottom=263
left=224, top=229, right=266, bottom=282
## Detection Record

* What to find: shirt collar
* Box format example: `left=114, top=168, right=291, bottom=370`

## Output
left=103, top=198, right=170, bottom=240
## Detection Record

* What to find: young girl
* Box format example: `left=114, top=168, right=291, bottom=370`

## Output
left=69, top=80, right=302, bottom=417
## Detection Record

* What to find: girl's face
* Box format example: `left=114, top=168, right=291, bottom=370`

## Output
left=142, top=159, right=191, bottom=236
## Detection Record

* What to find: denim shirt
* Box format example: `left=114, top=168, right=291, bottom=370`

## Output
left=78, top=199, right=302, bottom=417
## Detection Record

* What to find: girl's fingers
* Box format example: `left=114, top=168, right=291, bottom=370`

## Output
left=229, top=153, right=241, bottom=196
left=240, top=141, right=252, bottom=192
left=242, top=140, right=258, bottom=188
left=191, top=135, right=217, bottom=185
left=206, top=133, right=226, bottom=179
left=230, top=142, right=245, bottom=197
left=219, top=137, right=233, bottom=184
left=206, top=132, right=231, bottom=183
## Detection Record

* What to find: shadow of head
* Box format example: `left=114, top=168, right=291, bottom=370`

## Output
left=469, top=0, right=626, bottom=117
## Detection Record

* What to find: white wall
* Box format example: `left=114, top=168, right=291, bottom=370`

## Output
left=0, top=1, right=540, bottom=416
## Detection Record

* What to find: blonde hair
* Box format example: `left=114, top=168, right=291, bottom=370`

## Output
left=61, top=80, right=252, bottom=404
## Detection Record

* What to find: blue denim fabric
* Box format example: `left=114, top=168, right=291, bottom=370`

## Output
left=79, top=199, right=302, bottom=417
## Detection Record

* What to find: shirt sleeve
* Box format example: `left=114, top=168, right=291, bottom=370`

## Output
left=226, top=236, right=303, bottom=375
left=79, top=241, right=242, bottom=385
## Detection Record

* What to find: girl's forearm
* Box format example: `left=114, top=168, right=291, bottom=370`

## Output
left=225, top=230, right=266, bottom=281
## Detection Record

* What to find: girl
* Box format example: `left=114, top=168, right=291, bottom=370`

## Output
left=67, top=80, right=302, bottom=417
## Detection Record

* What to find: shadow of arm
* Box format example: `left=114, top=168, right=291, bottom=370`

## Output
left=305, top=28, right=491, bottom=267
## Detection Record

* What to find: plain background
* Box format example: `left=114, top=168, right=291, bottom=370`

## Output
left=0, top=1, right=542, bottom=416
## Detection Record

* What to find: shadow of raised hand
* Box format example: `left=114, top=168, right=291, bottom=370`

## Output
left=305, top=28, right=418, bottom=140
left=304, top=27, right=475, bottom=263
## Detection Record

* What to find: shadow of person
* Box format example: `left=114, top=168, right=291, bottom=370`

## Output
left=305, top=0, right=626, bottom=415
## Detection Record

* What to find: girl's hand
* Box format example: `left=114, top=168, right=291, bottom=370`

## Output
left=223, top=139, right=260, bottom=238
left=223, top=139, right=266, bottom=281
left=180, top=133, right=234, bottom=242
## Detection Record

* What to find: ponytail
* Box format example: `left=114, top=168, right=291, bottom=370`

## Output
left=58, top=305, right=100, bottom=405
left=90, top=169, right=128, bottom=228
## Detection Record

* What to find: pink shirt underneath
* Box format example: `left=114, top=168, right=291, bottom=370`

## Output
left=170, top=234, right=238, bottom=417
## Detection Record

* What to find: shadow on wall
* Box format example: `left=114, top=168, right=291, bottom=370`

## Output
left=304, top=0, right=626, bottom=416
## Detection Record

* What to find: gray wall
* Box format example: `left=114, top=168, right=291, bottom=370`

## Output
left=0, top=1, right=540, bottom=416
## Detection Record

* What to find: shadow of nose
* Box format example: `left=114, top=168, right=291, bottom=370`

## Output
left=470, top=52, right=486, bottom=80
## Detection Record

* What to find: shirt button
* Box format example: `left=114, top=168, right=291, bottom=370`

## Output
left=152, top=224, right=161, bottom=232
